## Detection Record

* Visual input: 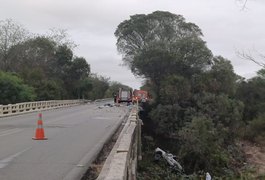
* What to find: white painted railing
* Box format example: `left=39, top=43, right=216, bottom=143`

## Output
left=0, top=100, right=85, bottom=117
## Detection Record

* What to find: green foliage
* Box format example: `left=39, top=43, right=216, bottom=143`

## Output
left=116, top=11, right=249, bottom=177
left=86, top=75, right=110, bottom=100
left=75, top=78, right=93, bottom=99
left=115, top=11, right=206, bottom=67
left=115, top=11, right=212, bottom=98
left=7, top=36, right=56, bottom=74
left=178, top=116, right=229, bottom=174
left=236, top=73, right=265, bottom=121
left=236, top=73, right=265, bottom=144
left=55, top=45, right=73, bottom=65
left=257, top=68, right=265, bottom=78
left=0, top=71, right=35, bottom=104
left=51, top=45, right=73, bottom=78
left=159, top=75, right=191, bottom=104
left=0, top=18, right=131, bottom=104
left=245, top=113, right=265, bottom=143
left=4, top=35, right=92, bottom=100
left=35, top=80, right=64, bottom=100
left=149, top=104, right=183, bottom=137
left=193, top=93, right=244, bottom=137
left=138, top=158, right=182, bottom=180
left=62, top=56, right=91, bottom=98
left=191, top=57, right=238, bottom=97
left=104, top=81, right=131, bottom=98
left=69, top=57, right=90, bottom=80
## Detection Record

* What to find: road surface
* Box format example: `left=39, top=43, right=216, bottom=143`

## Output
left=0, top=101, right=129, bottom=180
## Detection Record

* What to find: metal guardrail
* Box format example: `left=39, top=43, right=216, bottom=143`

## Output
left=97, top=107, right=141, bottom=180
left=0, top=100, right=85, bottom=117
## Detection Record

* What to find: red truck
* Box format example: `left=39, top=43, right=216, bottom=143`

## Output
left=133, top=90, right=149, bottom=103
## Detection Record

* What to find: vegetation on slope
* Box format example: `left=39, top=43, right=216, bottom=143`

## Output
left=115, top=11, right=265, bottom=178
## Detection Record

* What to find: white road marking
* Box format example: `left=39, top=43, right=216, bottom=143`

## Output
left=0, top=128, right=23, bottom=137
left=94, top=117, right=112, bottom=120
left=0, top=147, right=32, bottom=169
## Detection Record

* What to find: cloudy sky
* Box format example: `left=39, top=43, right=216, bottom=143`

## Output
left=1, top=0, right=264, bottom=89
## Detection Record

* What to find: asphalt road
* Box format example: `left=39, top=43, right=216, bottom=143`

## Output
left=0, top=101, right=129, bottom=180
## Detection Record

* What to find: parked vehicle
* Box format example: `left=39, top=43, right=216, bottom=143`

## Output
left=133, top=90, right=149, bottom=103
left=115, top=88, right=133, bottom=103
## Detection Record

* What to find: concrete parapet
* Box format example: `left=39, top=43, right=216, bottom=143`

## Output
left=0, top=99, right=85, bottom=117
left=105, top=152, right=128, bottom=180
left=97, top=107, right=139, bottom=180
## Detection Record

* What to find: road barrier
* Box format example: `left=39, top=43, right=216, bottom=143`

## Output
left=32, top=113, right=47, bottom=140
left=0, top=100, right=85, bottom=117
left=97, top=107, right=142, bottom=180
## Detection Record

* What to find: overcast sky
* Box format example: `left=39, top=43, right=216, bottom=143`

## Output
left=1, top=0, right=264, bottom=89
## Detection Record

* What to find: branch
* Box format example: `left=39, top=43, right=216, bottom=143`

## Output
left=241, top=0, right=248, bottom=10
left=237, top=0, right=248, bottom=11
left=237, top=50, right=265, bottom=68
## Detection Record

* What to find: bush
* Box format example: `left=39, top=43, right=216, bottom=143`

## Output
left=178, top=116, right=230, bottom=175
left=0, top=71, right=36, bottom=104
left=245, top=114, right=265, bottom=144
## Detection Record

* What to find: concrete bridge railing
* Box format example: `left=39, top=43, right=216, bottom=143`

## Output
left=0, top=100, right=85, bottom=117
left=97, top=107, right=142, bottom=180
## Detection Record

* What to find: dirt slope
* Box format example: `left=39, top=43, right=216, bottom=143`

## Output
left=242, top=141, right=265, bottom=175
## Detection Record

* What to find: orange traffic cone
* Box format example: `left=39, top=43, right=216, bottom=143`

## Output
left=32, top=113, right=47, bottom=140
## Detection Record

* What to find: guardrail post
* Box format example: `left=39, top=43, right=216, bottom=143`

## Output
left=0, top=105, right=3, bottom=115
left=8, top=104, right=12, bottom=114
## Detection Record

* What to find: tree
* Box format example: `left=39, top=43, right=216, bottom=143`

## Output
left=115, top=11, right=212, bottom=98
left=0, top=19, right=30, bottom=71
left=104, top=81, right=131, bottom=98
left=236, top=69, right=265, bottom=121
left=192, top=56, right=238, bottom=96
left=115, top=11, right=212, bottom=72
left=244, top=113, right=265, bottom=143
left=55, top=45, right=73, bottom=65
left=149, top=104, right=185, bottom=137
left=75, top=78, right=92, bottom=99
left=178, top=116, right=229, bottom=174
left=0, top=71, right=35, bottom=104
left=116, top=11, right=246, bottom=177
left=62, top=56, right=90, bottom=98
left=35, top=80, right=65, bottom=100
left=45, top=28, right=77, bottom=50
left=68, top=57, right=90, bottom=80
left=7, top=36, right=56, bottom=77
left=6, top=35, right=92, bottom=99
left=0, top=19, right=109, bottom=101
left=159, top=75, right=191, bottom=105
left=86, top=74, right=109, bottom=100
